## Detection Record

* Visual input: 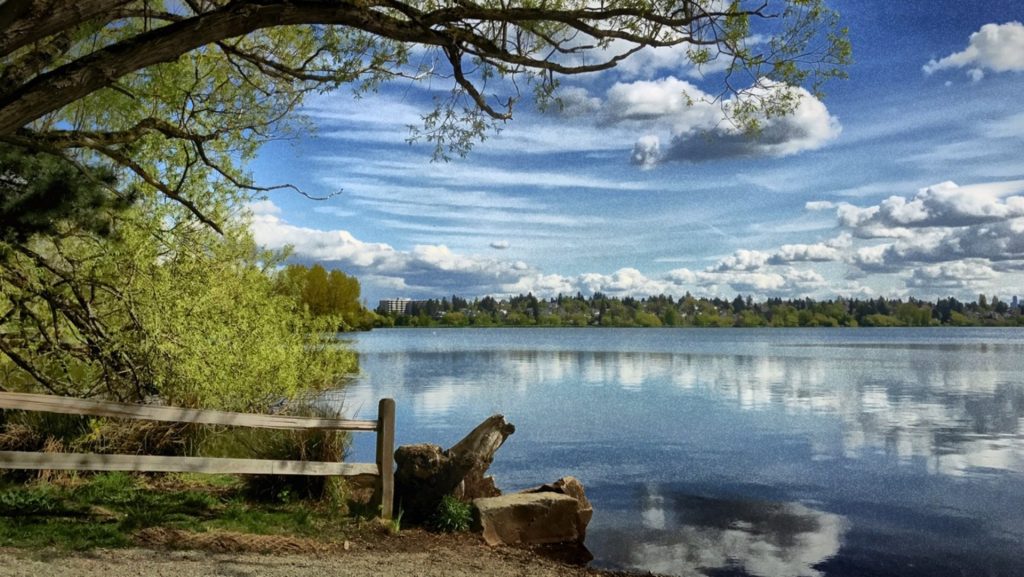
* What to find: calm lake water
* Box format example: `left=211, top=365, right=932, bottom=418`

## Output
left=329, top=328, right=1024, bottom=577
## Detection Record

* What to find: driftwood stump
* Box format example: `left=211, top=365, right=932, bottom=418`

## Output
left=393, top=415, right=515, bottom=524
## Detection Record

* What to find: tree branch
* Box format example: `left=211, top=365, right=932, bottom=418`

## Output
left=0, top=0, right=134, bottom=58
left=0, top=0, right=761, bottom=135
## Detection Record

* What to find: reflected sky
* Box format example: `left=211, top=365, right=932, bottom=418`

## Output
left=592, top=489, right=846, bottom=577
left=331, top=328, right=1024, bottom=577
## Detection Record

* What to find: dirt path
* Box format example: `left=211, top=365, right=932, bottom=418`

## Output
left=0, top=531, right=656, bottom=577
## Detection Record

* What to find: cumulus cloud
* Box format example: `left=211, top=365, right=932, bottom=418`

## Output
left=603, top=77, right=840, bottom=165
left=577, top=268, right=672, bottom=297
left=769, top=242, right=842, bottom=264
left=709, top=250, right=770, bottom=272
left=838, top=180, right=1024, bottom=239
left=835, top=179, right=1024, bottom=281
left=662, top=265, right=827, bottom=297
left=604, top=40, right=738, bottom=81
left=248, top=199, right=281, bottom=216
left=711, top=236, right=850, bottom=270
left=706, top=268, right=821, bottom=293
left=553, top=86, right=602, bottom=116
left=907, top=260, right=997, bottom=290
left=924, top=22, right=1024, bottom=78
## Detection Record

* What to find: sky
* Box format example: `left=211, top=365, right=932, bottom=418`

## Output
left=248, top=1, right=1024, bottom=305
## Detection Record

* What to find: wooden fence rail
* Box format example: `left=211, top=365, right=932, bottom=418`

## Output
left=0, top=392, right=395, bottom=518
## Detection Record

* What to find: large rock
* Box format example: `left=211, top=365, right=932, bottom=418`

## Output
left=520, top=476, right=593, bottom=541
left=474, top=492, right=583, bottom=546
left=474, top=477, right=593, bottom=547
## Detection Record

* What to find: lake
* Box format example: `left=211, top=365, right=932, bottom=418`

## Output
left=328, top=327, right=1024, bottom=577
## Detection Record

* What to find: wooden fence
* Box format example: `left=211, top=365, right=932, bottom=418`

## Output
left=0, top=392, right=395, bottom=518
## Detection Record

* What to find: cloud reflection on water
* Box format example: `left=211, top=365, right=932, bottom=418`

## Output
left=336, top=331, right=1024, bottom=576
left=595, top=488, right=846, bottom=577
left=343, top=344, right=1024, bottom=477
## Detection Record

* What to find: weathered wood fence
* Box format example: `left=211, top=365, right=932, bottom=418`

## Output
left=0, top=392, right=395, bottom=518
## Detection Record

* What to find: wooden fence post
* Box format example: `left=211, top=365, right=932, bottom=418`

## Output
left=375, top=398, right=396, bottom=519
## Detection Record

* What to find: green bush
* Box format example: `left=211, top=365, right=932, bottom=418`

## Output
left=430, top=495, right=472, bottom=533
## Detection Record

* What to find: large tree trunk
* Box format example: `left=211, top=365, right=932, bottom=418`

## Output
left=393, top=414, right=514, bottom=524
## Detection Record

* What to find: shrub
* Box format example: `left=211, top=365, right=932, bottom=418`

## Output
left=430, top=495, right=473, bottom=533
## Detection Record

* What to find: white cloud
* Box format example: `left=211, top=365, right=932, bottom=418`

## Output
left=577, top=268, right=672, bottom=297
left=248, top=199, right=281, bottom=216
left=489, top=240, right=510, bottom=250
left=805, top=200, right=836, bottom=211
left=709, top=250, right=770, bottom=272
left=907, top=260, right=997, bottom=290
left=604, top=77, right=718, bottom=129
left=769, top=242, right=843, bottom=264
left=249, top=201, right=836, bottom=301
left=504, top=273, right=579, bottom=298
left=553, top=86, right=602, bottom=116
left=924, top=22, right=1024, bottom=77
left=706, top=267, right=827, bottom=295
left=663, top=264, right=827, bottom=297
left=604, top=78, right=840, bottom=165
left=838, top=180, right=1024, bottom=238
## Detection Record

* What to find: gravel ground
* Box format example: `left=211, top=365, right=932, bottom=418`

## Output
left=0, top=532, right=654, bottom=577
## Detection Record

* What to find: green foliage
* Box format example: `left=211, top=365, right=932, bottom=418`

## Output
left=0, top=203, right=356, bottom=413
left=0, top=144, right=128, bottom=242
left=275, top=264, right=378, bottom=331
left=387, top=507, right=404, bottom=535
left=430, top=495, right=472, bottom=533
left=0, top=486, right=65, bottom=516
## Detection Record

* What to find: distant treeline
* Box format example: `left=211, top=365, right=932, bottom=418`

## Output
left=376, top=293, right=1024, bottom=328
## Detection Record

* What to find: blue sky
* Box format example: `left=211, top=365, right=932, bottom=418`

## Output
left=249, top=1, right=1024, bottom=304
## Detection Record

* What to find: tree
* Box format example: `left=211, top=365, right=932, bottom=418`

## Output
left=1, top=0, right=848, bottom=229
left=302, top=264, right=331, bottom=316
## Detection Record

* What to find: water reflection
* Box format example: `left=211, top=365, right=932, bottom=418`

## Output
left=595, top=488, right=846, bottom=577
left=341, top=346, right=1024, bottom=477
left=338, top=330, right=1024, bottom=577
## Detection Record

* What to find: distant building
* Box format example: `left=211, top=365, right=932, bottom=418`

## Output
left=378, top=298, right=426, bottom=315
left=1013, top=295, right=1020, bottom=308
left=379, top=299, right=413, bottom=315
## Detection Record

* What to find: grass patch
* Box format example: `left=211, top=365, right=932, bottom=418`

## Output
left=0, top=472, right=363, bottom=550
